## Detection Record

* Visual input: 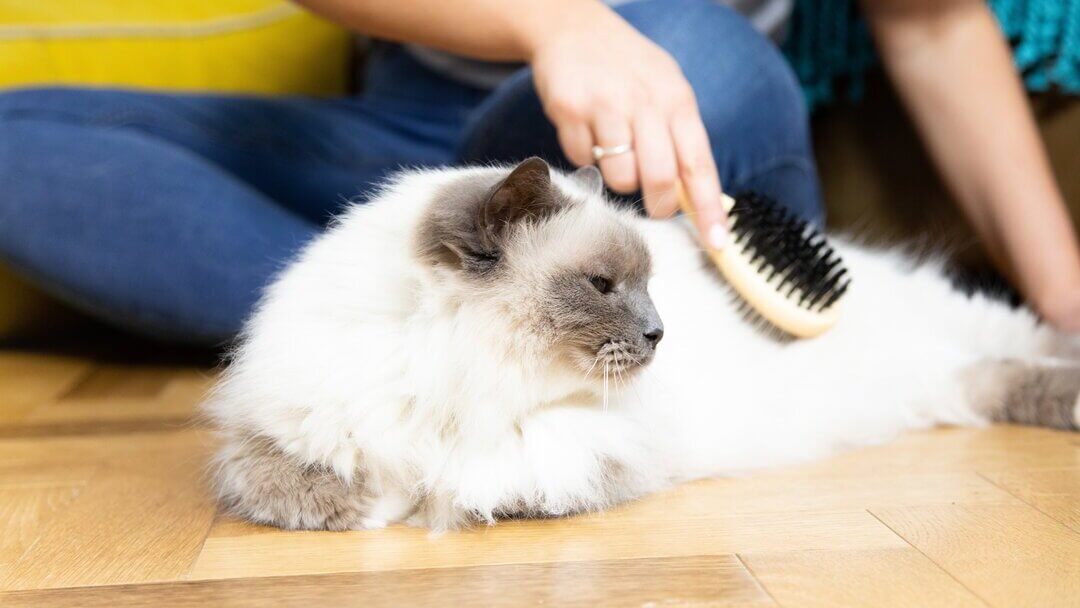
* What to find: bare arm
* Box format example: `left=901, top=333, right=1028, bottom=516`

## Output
left=859, top=0, right=1080, bottom=331
left=295, top=0, right=730, bottom=247
left=293, top=0, right=586, bottom=61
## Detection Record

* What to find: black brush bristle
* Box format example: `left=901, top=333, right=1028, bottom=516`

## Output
left=727, top=192, right=850, bottom=312
left=727, top=289, right=793, bottom=342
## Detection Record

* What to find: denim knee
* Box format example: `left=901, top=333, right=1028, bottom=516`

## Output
left=0, top=87, right=80, bottom=118
left=619, top=0, right=810, bottom=150
left=616, top=0, right=823, bottom=222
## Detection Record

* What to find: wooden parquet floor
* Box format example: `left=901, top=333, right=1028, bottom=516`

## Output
left=0, top=348, right=1078, bottom=607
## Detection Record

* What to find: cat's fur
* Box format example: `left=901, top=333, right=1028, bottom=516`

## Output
left=205, top=158, right=1080, bottom=531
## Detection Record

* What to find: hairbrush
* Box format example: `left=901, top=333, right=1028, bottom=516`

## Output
left=676, top=183, right=850, bottom=339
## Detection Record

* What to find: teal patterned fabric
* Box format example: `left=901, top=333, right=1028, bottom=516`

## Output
left=784, top=0, right=1080, bottom=110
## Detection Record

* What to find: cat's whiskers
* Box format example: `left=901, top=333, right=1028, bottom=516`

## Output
left=614, top=350, right=629, bottom=395
left=622, top=352, right=648, bottom=408
left=602, top=361, right=610, bottom=412
left=611, top=350, right=621, bottom=394
left=583, top=352, right=602, bottom=381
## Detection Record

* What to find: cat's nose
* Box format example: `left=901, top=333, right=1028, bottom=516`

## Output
left=643, top=327, right=664, bottom=347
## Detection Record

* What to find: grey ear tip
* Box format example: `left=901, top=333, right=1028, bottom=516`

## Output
left=529, top=158, right=551, bottom=174
left=510, top=157, right=551, bottom=179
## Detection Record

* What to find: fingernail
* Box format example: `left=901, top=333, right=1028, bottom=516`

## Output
left=708, top=223, right=728, bottom=250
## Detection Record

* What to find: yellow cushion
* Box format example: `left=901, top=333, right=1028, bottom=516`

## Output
left=0, top=1, right=351, bottom=338
left=0, top=0, right=350, bottom=95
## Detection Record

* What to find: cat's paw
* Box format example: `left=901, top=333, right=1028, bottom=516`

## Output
left=485, top=454, right=653, bottom=524
left=1014, top=365, right=1080, bottom=431
left=213, top=433, right=371, bottom=531
left=1073, top=389, right=1080, bottom=430
left=974, top=361, right=1080, bottom=431
left=1042, top=328, right=1080, bottom=360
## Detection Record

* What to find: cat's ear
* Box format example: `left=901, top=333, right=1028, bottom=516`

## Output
left=572, top=165, right=604, bottom=196
left=475, top=157, right=557, bottom=251
left=416, top=157, right=565, bottom=275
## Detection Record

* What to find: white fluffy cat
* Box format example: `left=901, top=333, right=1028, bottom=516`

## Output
left=205, top=158, right=1079, bottom=531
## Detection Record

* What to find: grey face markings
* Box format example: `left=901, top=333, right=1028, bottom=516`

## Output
left=415, top=157, right=576, bottom=277
left=541, top=221, right=662, bottom=374
left=414, top=157, right=663, bottom=377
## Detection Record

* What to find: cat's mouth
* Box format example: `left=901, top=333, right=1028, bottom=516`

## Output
left=592, top=340, right=653, bottom=377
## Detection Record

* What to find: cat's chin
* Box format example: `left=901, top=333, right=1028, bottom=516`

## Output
left=597, top=341, right=655, bottom=372
left=564, top=348, right=653, bottom=382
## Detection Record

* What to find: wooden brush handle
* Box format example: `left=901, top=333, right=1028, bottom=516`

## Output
left=674, top=182, right=839, bottom=339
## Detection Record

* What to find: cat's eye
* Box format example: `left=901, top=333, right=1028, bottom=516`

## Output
left=588, top=275, right=613, bottom=294
left=475, top=251, right=499, bottom=264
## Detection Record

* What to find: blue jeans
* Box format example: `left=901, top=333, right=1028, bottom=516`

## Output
left=0, top=0, right=821, bottom=343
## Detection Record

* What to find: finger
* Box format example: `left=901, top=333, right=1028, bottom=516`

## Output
left=592, top=111, right=638, bottom=193
left=670, top=110, right=728, bottom=249
left=555, top=119, right=595, bottom=168
left=632, top=108, right=679, bottom=218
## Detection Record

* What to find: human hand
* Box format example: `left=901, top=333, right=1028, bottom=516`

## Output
left=1037, top=287, right=1080, bottom=334
left=526, top=6, right=729, bottom=249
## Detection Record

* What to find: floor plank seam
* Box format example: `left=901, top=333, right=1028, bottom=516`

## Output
left=864, top=509, right=993, bottom=608
left=734, top=552, right=781, bottom=607
left=2, top=553, right=767, bottom=595
left=4, top=352, right=1079, bottom=602
left=181, top=512, right=220, bottom=583
left=0, top=419, right=206, bottom=439
left=974, top=471, right=1080, bottom=535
